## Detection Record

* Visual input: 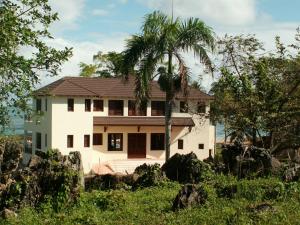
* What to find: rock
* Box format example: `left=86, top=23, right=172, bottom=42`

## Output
left=132, top=163, right=165, bottom=190
left=0, top=149, right=82, bottom=213
left=283, top=164, right=300, bottom=182
left=28, top=155, right=43, bottom=169
left=172, top=184, right=207, bottom=211
left=0, top=208, right=17, bottom=219
left=248, top=203, right=273, bottom=213
left=162, top=152, right=212, bottom=184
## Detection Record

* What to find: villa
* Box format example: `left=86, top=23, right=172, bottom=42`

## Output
left=23, top=76, right=215, bottom=174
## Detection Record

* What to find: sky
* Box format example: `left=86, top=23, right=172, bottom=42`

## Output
left=42, top=0, right=300, bottom=90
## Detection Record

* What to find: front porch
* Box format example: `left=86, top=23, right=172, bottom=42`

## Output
left=91, top=158, right=165, bottom=174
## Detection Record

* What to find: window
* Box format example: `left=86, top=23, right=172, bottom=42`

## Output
left=36, top=99, right=42, bottom=113
left=128, top=100, right=146, bottom=116
left=180, top=101, right=188, bottom=113
left=93, top=99, right=103, bottom=111
left=151, top=133, right=165, bottom=150
left=93, top=133, right=103, bottom=145
left=68, top=99, right=74, bottom=112
left=108, top=133, right=123, bottom=151
left=36, top=132, right=41, bottom=149
left=197, top=102, right=206, bottom=114
left=84, top=135, right=90, bottom=147
left=151, top=101, right=165, bottom=116
left=45, top=98, right=47, bottom=112
left=45, top=134, right=47, bottom=147
left=198, top=144, right=204, bottom=149
left=178, top=139, right=184, bottom=149
left=109, top=100, right=123, bottom=116
left=67, top=135, right=73, bottom=148
left=85, top=99, right=91, bottom=112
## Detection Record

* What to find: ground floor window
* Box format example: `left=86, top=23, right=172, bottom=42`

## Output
left=67, top=135, right=74, bottom=148
left=199, top=143, right=204, bottom=149
left=151, top=133, right=165, bottom=150
left=36, top=132, right=41, bottom=149
left=25, top=131, right=32, bottom=153
left=93, top=133, right=103, bottom=145
left=84, top=135, right=90, bottom=147
left=108, top=133, right=123, bottom=151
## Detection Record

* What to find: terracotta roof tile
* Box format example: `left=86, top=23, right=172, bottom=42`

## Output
left=35, top=76, right=213, bottom=100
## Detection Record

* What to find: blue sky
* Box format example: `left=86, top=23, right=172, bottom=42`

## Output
left=43, top=0, right=300, bottom=89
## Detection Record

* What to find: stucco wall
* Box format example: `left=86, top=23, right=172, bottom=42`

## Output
left=25, top=96, right=215, bottom=173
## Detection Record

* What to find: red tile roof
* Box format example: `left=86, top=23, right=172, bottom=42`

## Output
left=93, top=116, right=195, bottom=127
left=35, top=76, right=213, bottom=100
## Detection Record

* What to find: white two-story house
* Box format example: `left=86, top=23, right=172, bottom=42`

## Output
left=23, top=76, right=215, bottom=174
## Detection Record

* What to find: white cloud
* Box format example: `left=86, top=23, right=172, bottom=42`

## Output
left=49, top=0, right=86, bottom=29
left=39, top=33, right=129, bottom=86
left=139, top=0, right=257, bottom=26
left=92, top=9, right=109, bottom=16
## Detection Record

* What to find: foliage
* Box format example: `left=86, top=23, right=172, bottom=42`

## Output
left=79, top=51, right=124, bottom=78
left=210, top=31, right=300, bottom=151
left=132, top=163, right=166, bottom=190
left=0, top=0, right=72, bottom=130
left=122, top=11, right=215, bottom=160
left=162, top=152, right=213, bottom=183
left=0, top=149, right=82, bottom=212
left=2, top=176, right=300, bottom=225
left=0, top=136, right=23, bottom=178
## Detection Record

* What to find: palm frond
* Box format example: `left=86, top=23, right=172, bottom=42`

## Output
left=192, top=44, right=214, bottom=73
left=174, top=52, right=190, bottom=97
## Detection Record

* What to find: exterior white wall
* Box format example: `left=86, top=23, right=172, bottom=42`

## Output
left=24, top=96, right=215, bottom=173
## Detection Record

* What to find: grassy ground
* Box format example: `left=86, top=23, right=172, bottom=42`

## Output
left=2, top=176, right=300, bottom=225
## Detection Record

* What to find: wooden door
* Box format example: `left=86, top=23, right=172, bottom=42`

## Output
left=127, top=133, right=146, bottom=158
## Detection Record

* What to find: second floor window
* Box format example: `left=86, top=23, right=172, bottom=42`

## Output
left=109, top=100, right=123, bottom=116
left=68, top=99, right=74, bottom=112
left=128, top=100, right=146, bottom=116
left=180, top=101, right=188, bottom=113
left=36, top=99, right=42, bottom=112
left=197, top=102, right=206, bottom=114
left=151, top=101, right=165, bottom=116
left=93, top=99, right=103, bottom=111
left=85, top=99, right=91, bottom=112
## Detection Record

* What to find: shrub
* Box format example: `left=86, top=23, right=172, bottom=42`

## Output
left=161, top=152, right=212, bottom=184
left=132, top=163, right=166, bottom=190
left=0, top=149, right=82, bottom=212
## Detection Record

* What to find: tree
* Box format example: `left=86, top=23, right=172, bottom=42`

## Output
left=210, top=32, right=300, bottom=151
left=122, top=11, right=215, bottom=160
left=0, top=0, right=72, bottom=131
left=79, top=51, right=124, bottom=78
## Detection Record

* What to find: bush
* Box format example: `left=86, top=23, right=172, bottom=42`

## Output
left=162, top=152, right=212, bottom=184
left=0, top=149, right=82, bottom=212
left=215, top=177, right=285, bottom=201
left=132, top=163, right=166, bottom=190
left=85, top=174, right=134, bottom=191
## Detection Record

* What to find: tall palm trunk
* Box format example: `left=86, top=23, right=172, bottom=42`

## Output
left=165, top=52, right=173, bottom=161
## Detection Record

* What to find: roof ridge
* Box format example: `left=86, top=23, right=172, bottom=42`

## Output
left=65, top=79, right=100, bottom=97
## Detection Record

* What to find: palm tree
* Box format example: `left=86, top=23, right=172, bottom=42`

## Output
left=122, top=11, right=215, bottom=161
